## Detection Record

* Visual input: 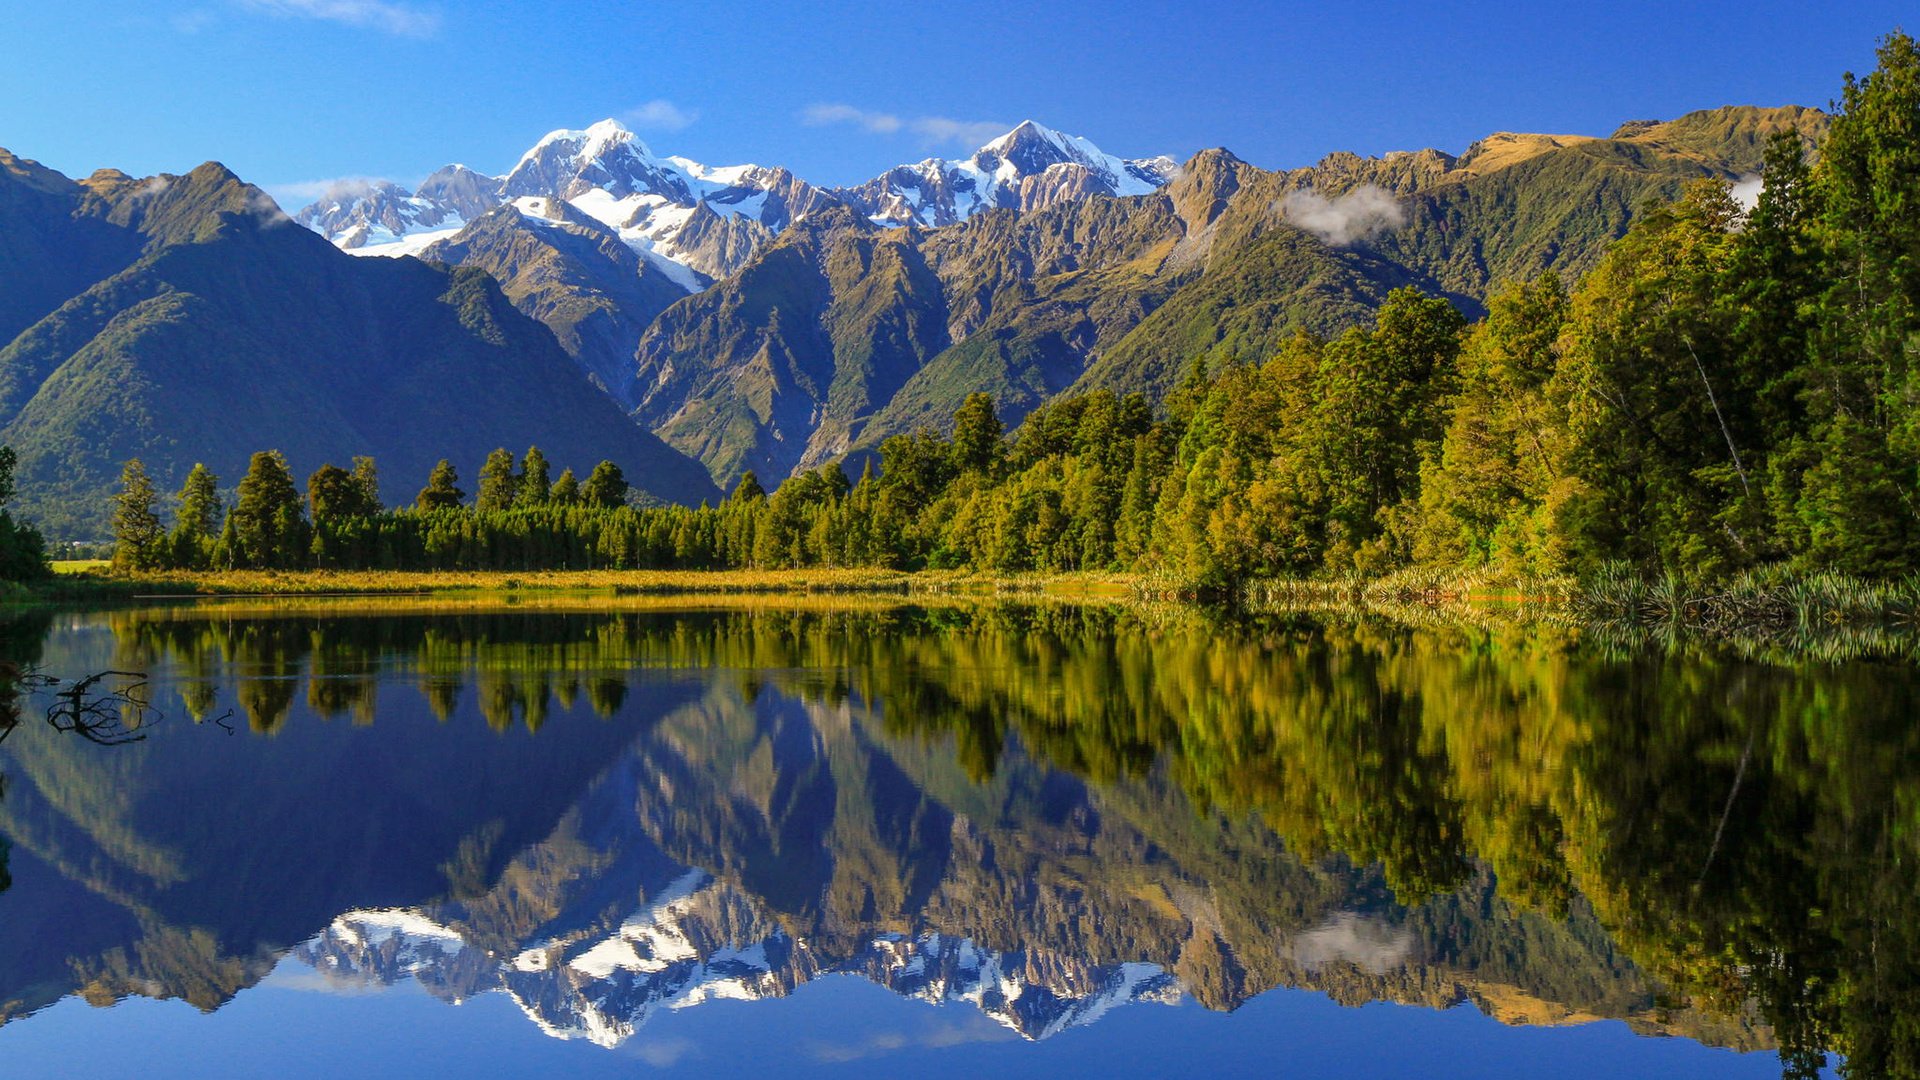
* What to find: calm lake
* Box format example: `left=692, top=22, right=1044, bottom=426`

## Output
left=0, top=596, right=1899, bottom=1078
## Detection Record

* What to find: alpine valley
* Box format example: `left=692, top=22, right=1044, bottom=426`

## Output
left=0, top=105, right=1825, bottom=535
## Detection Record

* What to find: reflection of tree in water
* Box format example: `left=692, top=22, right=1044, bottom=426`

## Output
left=54, top=601, right=1920, bottom=1073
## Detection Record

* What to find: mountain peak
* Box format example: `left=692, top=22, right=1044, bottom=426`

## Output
left=981, top=119, right=1060, bottom=152
left=838, top=120, right=1179, bottom=227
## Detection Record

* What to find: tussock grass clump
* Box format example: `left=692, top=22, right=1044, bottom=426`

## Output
left=1573, top=562, right=1920, bottom=633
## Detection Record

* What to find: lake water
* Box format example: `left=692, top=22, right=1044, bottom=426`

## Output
left=0, top=596, right=1899, bottom=1077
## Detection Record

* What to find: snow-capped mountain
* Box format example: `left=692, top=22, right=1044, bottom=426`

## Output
left=292, top=119, right=1176, bottom=276
left=834, top=120, right=1181, bottom=227
left=297, top=875, right=1183, bottom=1050
left=293, top=119, right=837, bottom=280
left=292, top=176, right=468, bottom=255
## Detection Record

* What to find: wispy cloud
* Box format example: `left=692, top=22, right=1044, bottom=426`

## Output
left=235, top=0, right=441, bottom=38
left=265, top=175, right=393, bottom=205
left=802, top=103, right=1008, bottom=150
left=625, top=99, right=699, bottom=132
left=171, top=8, right=219, bottom=33
left=907, top=116, right=1008, bottom=149
left=802, top=103, right=903, bottom=135
left=246, top=189, right=296, bottom=227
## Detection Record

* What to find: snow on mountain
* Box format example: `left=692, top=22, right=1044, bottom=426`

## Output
left=292, top=118, right=1176, bottom=274
left=293, top=119, right=835, bottom=281
left=291, top=177, right=470, bottom=256
left=296, top=879, right=1183, bottom=1050
left=836, top=120, right=1180, bottom=228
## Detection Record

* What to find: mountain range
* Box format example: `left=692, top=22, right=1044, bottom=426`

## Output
left=291, top=108, right=1827, bottom=490
left=0, top=105, right=1827, bottom=534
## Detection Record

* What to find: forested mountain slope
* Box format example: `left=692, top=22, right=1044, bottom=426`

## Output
left=623, top=106, right=1823, bottom=487
left=0, top=155, right=717, bottom=537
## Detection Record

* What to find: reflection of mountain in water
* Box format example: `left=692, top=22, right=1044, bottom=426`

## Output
left=7, top=600, right=1901, bottom=1067
left=304, top=889, right=1179, bottom=1046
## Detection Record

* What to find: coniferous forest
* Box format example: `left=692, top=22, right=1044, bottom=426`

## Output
left=82, top=35, right=1920, bottom=592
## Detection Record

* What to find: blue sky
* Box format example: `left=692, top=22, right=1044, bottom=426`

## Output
left=4, top=1, right=1912, bottom=206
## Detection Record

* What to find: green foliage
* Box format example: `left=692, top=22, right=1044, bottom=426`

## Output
left=415, top=459, right=463, bottom=511
left=166, top=462, right=222, bottom=571
left=581, top=461, right=627, bottom=509
left=731, top=470, right=765, bottom=503
left=230, top=450, right=307, bottom=569
left=111, top=458, right=162, bottom=571
left=0, top=445, right=45, bottom=580
left=475, top=448, right=518, bottom=513
left=516, top=446, right=550, bottom=508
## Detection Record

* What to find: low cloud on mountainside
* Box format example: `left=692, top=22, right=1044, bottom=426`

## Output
left=1278, top=183, right=1405, bottom=246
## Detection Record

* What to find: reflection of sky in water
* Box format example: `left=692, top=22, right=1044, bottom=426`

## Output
left=0, top=959, right=1793, bottom=1079
left=0, top=602, right=1868, bottom=1077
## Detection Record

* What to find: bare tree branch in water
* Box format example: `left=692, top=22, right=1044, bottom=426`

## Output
left=44, top=670, right=159, bottom=746
left=0, top=666, right=235, bottom=746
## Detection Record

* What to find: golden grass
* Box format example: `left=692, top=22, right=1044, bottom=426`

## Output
left=68, top=566, right=1148, bottom=599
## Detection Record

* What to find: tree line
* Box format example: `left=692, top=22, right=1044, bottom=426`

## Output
left=105, top=34, right=1920, bottom=587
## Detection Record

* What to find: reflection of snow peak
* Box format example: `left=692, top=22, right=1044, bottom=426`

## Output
left=298, top=877, right=1181, bottom=1049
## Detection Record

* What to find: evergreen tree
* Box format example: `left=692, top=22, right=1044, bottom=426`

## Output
left=550, top=468, right=580, bottom=506
left=516, top=446, right=551, bottom=507
left=1414, top=276, right=1570, bottom=573
left=111, top=458, right=163, bottom=571
left=231, top=450, right=306, bottom=568
left=582, top=461, right=628, bottom=508
left=176, top=463, right=222, bottom=537
left=167, top=463, right=222, bottom=570
left=476, top=448, right=519, bottom=513
left=350, top=456, right=381, bottom=515
left=732, top=470, right=766, bottom=502
left=416, top=460, right=465, bottom=511
left=0, top=446, right=45, bottom=580
left=950, top=392, right=1004, bottom=477
left=307, top=464, right=362, bottom=525
left=1790, top=31, right=1920, bottom=573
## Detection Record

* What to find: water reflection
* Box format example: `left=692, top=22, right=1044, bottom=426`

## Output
left=0, top=599, right=1908, bottom=1075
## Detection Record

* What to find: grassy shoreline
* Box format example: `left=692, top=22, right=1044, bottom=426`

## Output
left=15, top=564, right=1918, bottom=638
left=18, top=566, right=1147, bottom=601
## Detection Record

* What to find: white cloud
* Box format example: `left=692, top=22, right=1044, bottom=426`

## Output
left=246, top=189, right=296, bottom=227
left=908, top=116, right=1009, bottom=149
left=1278, top=183, right=1405, bottom=246
left=802, top=103, right=902, bottom=134
left=1730, top=173, right=1764, bottom=213
left=626, top=99, right=699, bottom=132
left=264, top=176, right=392, bottom=205
left=235, top=0, right=441, bottom=38
left=800, top=104, right=1010, bottom=150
